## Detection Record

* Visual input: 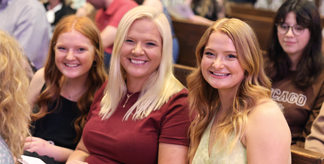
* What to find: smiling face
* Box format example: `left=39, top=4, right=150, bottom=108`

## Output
left=120, top=18, right=162, bottom=85
left=55, top=30, right=95, bottom=81
left=201, top=31, right=245, bottom=94
left=278, top=12, right=310, bottom=61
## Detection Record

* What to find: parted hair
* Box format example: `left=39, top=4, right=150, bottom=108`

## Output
left=31, top=15, right=107, bottom=142
left=100, top=6, right=184, bottom=120
left=187, top=18, right=272, bottom=158
left=0, top=30, right=30, bottom=162
left=266, top=0, right=324, bottom=89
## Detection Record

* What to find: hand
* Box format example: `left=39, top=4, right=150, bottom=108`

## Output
left=24, top=136, right=54, bottom=156
left=66, top=161, right=89, bottom=164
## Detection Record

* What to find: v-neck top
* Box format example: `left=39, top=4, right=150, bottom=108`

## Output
left=192, top=118, right=247, bottom=164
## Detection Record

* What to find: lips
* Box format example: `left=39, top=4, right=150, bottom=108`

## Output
left=210, top=71, right=230, bottom=76
left=65, top=63, right=80, bottom=67
left=130, top=59, right=146, bottom=64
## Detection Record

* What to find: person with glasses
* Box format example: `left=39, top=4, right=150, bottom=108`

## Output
left=265, top=0, right=324, bottom=147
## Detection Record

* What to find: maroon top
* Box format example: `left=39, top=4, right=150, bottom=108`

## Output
left=83, top=81, right=190, bottom=164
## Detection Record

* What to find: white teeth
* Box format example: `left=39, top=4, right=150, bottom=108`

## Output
left=65, top=64, right=79, bottom=67
left=130, top=59, right=145, bottom=64
left=212, top=72, right=228, bottom=76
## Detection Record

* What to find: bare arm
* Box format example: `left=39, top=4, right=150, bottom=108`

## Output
left=244, top=100, right=291, bottom=164
left=101, top=25, right=117, bottom=49
left=187, top=15, right=214, bottom=26
left=24, top=137, right=74, bottom=162
left=67, top=138, right=90, bottom=163
left=28, top=68, right=45, bottom=107
left=158, top=143, right=188, bottom=164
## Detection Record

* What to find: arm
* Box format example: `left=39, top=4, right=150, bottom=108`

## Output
left=15, top=3, right=51, bottom=69
left=244, top=100, right=291, bottom=164
left=187, top=15, right=214, bottom=26
left=100, top=26, right=117, bottom=49
left=28, top=68, right=46, bottom=107
left=66, top=138, right=90, bottom=163
left=305, top=102, right=324, bottom=154
left=24, top=137, right=74, bottom=162
left=158, top=143, right=188, bottom=164
left=142, top=0, right=163, bottom=12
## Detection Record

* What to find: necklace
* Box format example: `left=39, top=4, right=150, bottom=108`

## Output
left=123, top=92, right=135, bottom=108
left=67, top=88, right=85, bottom=100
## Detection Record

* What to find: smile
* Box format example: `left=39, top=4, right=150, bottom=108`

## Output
left=210, top=71, right=230, bottom=76
left=130, top=59, right=146, bottom=64
left=65, top=63, right=80, bottom=67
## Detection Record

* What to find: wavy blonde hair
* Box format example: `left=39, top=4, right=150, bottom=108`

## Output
left=100, top=6, right=184, bottom=120
left=0, top=30, right=31, bottom=161
left=187, top=18, right=272, bottom=158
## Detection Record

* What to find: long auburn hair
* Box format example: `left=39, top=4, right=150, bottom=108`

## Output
left=31, top=15, right=107, bottom=142
left=0, top=30, right=30, bottom=162
left=187, top=18, right=271, bottom=158
left=99, top=6, right=184, bottom=120
left=265, top=0, right=324, bottom=89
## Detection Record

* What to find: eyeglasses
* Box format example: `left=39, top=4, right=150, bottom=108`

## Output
left=276, top=23, right=306, bottom=36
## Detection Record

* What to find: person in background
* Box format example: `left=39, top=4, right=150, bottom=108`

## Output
left=44, top=0, right=76, bottom=31
left=0, top=30, right=31, bottom=164
left=305, top=102, right=324, bottom=153
left=265, top=0, right=324, bottom=147
left=0, top=0, right=51, bottom=70
left=187, top=18, right=291, bottom=163
left=67, top=6, right=190, bottom=164
left=24, top=15, right=107, bottom=164
left=87, top=0, right=138, bottom=69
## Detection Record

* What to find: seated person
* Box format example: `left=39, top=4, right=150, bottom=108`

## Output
left=67, top=6, right=191, bottom=164
left=24, top=15, right=107, bottom=163
left=265, top=0, right=324, bottom=147
left=0, top=30, right=30, bottom=164
left=305, top=102, right=324, bottom=154
left=44, top=0, right=76, bottom=31
left=187, top=18, right=291, bottom=163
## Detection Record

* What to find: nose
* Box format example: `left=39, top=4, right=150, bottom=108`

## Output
left=285, top=26, right=294, bottom=37
left=212, top=57, right=224, bottom=69
left=132, top=43, right=144, bottom=56
left=65, top=50, right=75, bottom=60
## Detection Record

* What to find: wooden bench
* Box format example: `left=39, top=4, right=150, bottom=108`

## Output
left=173, top=64, right=196, bottom=87
left=291, top=145, right=324, bottom=164
left=172, top=18, right=208, bottom=67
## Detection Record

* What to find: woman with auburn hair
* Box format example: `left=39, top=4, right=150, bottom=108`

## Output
left=0, top=30, right=30, bottom=164
left=67, top=6, right=190, bottom=164
left=24, top=15, right=107, bottom=163
left=187, top=18, right=291, bottom=163
left=265, top=0, right=324, bottom=147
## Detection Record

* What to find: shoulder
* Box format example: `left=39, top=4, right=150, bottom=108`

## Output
left=28, top=68, right=45, bottom=104
left=244, top=98, right=290, bottom=142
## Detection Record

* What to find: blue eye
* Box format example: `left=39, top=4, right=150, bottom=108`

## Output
left=228, top=54, right=237, bottom=58
left=125, top=39, right=134, bottom=43
left=78, top=48, right=86, bottom=51
left=204, top=52, right=214, bottom=56
left=146, top=42, right=156, bottom=46
left=57, top=47, right=66, bottom=50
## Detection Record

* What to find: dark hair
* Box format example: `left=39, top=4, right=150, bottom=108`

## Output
left=265, top=0, right=324, bottom=89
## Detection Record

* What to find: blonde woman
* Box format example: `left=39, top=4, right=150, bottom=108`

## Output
left=0, top=30, right=30, bottom=164
left=67, top=6, right=190, bottom=164
left=187, top=18, right=291, bottom=163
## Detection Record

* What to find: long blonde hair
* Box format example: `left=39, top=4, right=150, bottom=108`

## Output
left=100, top=6, right=184, bottom=120
left=187, top=18, right=271, bottom=158
left=0, top=30, right=30, bottom=161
